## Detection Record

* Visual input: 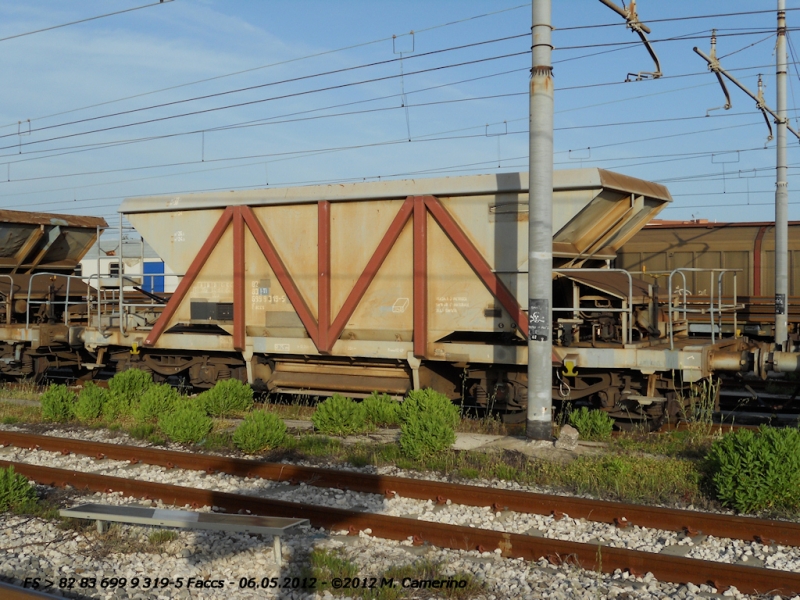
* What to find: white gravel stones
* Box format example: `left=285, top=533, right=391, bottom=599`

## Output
left=0, top=501, right=748, bottom=600
left=0, top=440, right=800, bottom=598
left=1, top=494, right=305, bottom=599
left=6, top=441, right=800, bottom=581
left=3, top=426, right=800, bottom=599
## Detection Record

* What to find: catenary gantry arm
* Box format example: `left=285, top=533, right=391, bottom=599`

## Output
left=695, top=33, right=799, bottom=142
left=598, top=0, right=662, bottom=80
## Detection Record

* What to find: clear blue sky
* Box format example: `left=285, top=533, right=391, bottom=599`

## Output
left=0, top=0, right=797, bottom=229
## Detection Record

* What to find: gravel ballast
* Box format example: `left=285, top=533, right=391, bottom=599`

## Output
left=2, top=426, right=800, bottom=599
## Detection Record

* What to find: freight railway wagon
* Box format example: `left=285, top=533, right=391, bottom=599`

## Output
left=0, top=170, right=796, bottom=425
left=0, top=210, right=107, bottom=366
left=616, top=220, right=800, bottom=341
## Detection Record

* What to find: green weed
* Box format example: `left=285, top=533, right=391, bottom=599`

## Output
left=109, top=369, right=153, bottom=404
left=199, top=379, right=254, bottom=417
left=568, top=407, right=614, bottom=441
left=40, top=384, right=76, bottom=423
left=312, top=394, right=369, bottom=436
left=201, top=430, right=233, bottom=450
left=0, top=466, right=38, bottom=512
left=291, top=434, right=342, bottom=456
left=706, top=426, right=800, bottom=514
left=400, top=413, right=456, bottom=460
left=400, top=388, right=460, bottom=428
left=128, top=423, right=156, bottom=440
left=74, top=382, right=107, bottom=423
left=493, top=463, right=521, bottom=481
left=530, top=454, right=703, bottom=505
left=399, top=388, right=458, bottom=459
left=158, top=406, right=212, bottom=444
left=134, top=384, right=180, bottom=424
left=233, top=410, right=286, bottom=453
left=148, top=530, right=178, bottom=545
left=458, top=468, right=481, bottom=480
left=102, top=391, right=133, bottom=421
left=362, top=392, right=400, bottom=427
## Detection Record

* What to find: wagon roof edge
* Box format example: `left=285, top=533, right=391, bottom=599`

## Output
left=118, top=168, right=671, bottom=214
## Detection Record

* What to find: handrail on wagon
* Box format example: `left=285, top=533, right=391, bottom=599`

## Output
left=0, top=275, right=14, bottom=325
left=665, top=268, right=741, bottom=350
left=553, top=268, right=634, bottom=345
left=26, top=273, right=74, bottom=329
left=116, top=271, right=183, bottom=337
left=24, top=273, right=110, bottom=331
left=18, top=270, right=175, bottom=339
left=115, top=213, right=183, bottom=337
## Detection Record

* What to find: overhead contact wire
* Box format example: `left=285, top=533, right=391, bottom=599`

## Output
left=0, top=0, right=174, bottom=43
left=0, top=2, right=529, bottom=130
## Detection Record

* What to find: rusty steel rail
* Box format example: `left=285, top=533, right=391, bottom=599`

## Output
left=0, top=581, right=61, bottom=599
left=1, top=431, right=799, bottom=548
left=3, top=459, right=800, bottom=597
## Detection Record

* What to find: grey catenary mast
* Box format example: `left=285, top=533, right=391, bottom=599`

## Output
left=527, top=0, right=554, bottom=440
left=694, top=0, right=798, bottom=351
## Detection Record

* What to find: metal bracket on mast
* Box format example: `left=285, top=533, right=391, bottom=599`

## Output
left=702, top=30, right=732, bottom=115
left=695, top=34, right=798, bottom=142
left=598, top=0, right=662, bottom=80
left=757, top=75, right=774, bottom=142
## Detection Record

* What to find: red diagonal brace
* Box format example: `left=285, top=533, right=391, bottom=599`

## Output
left=413, top=196, right=428, bottom=358
left=318, top=201, right=331, bottom=353
left=241, top=206, right=320, bottom=349
left=145, top=207, right=234, bottom=347
left=233, top=206, right=246, bottom=351
left=325, top=198, right=414, bottom=352
left=424, top=196, right=528, bottom=333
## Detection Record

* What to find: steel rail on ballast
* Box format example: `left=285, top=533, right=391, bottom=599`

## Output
left=3, top=458, right=799, bottom=596
left=1, top=431, right=796, bottom=547
left=0, top=581, right=63, bottom=600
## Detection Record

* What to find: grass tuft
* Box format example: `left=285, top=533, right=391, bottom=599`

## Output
left=198, top=379, right=254, bottom=417
left=74, top=382, right=107, bottom=423
left=312, top=394, right=369, bottom=436
left=0, top=466, right=38, bottom=512
left=134, top=384, right=181, bottom=424
left=706, top=425, right=800, bottom=514
left=127, top=423, right=156, bottom=440
left=158, top=406, right=212, bottom=444
left=568, top=406, right=613, bottom=441
left=302, top=549, right=482, bottom=600
left=233, top=410, right=286, bottom=453
left=399, top=389, right=458, bottom=459
left=362, top=392, right=401, bottom=427
left=148, top=530, right=178, bottom=545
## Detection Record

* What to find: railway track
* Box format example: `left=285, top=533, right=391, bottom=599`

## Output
left=0, top=430, right=796, bottom=547
left=0, top=581, right=58, bottom=600
left=2, top=432, right=800, bottom=596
